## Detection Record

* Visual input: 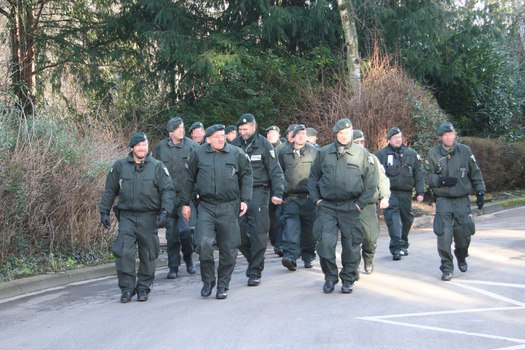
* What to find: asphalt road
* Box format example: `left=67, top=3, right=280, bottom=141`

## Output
left=0, top=207, right=524, bottom=350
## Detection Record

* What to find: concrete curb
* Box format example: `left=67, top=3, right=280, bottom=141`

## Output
left=1, top=199, right=523, bottom=301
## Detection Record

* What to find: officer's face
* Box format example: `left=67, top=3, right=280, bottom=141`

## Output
left=266, top=130, right=280, bottom=144
left=238, top=122, right=256, bottom=140
left=440, top=131, right=456, bottom=148
left=170, top=123, right=185, bottom=143
left=336, top=127, right=353, bottom=146
left=132, top=141, right=149, bottom=162
left=191, top=128, right=205, bottom=144
left=293, top=130, right=307, bottom=147
left=207, top=130, right=226, bottom=151
left=353, top=137, right=365, bottom=148
left=226, top=130, right=237, bottom=142
left=389, top=133, right=403, bottom=148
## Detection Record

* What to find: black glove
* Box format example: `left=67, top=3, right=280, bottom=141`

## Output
left=439, top=176, right=458, bottom=187
left=156, top=210, right=169, bottom=229
left=100, top=212, right=110, bottom=229
left=476, top=191, right=485, bottom=209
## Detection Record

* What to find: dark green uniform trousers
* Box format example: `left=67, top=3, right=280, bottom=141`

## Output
left=269, top=202, right=283, bottom=249
left=281, top=196, right=316, bottom=263
left=112, top=212, right=160, bottom=294
left=196, top=200, right=241, bottom=290
left=384, top=190, right=414, bottom=254
left=166, top=204, right=195, bottom=268
left=316, top=202, right=363, bottom=283
left=239, top=186, right=270, bottom=278
left=434, top=196, right=474, bottom=274
left=360, top=203, right=379, bottom=263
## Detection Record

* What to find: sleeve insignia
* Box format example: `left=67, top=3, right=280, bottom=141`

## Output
left=269, top=150, right=275, bottom=159
left=470, top=154, right=476, bottom=162
left=367, top=155, right=374, bottom=165
left=417, top=154, right=421, bottom=161
left=162, top=166, right=170, bottom=177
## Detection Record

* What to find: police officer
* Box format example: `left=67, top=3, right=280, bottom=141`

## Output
left=100, top=132, right=175, bottom=303
left=376, top=127, right=425, bottom=260
left=308, top=118, right=377, bottom=294
left=189, top=122, right=205, bottom=144
left=181, top=124, right=253, bottom=299
left=424, top=122, right=485, bottom=281
left=232, top=113, right=284, bottom=286
left=353, top=130, right=390, bottom=274
left=278, top=124, right=318, bottom=270
left=306, top=127, right=319, bottom=148
left=225, top=125, right=237, bottom=143
left=152, top=117, right=198, bottom=279
left=266, top=125, right=282, bottom=148
left=265, top=125, right=284, bottom=256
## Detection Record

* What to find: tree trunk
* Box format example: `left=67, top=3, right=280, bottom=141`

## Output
left=337, top=0, right=361, bottom=95
left=514, top=0, right=525, bottom=61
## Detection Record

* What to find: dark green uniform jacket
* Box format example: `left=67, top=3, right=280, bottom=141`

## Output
left=376, top=144, right=425, bottom=194
left=232, top=132, right=284, bottom=198
left=371, top=153, right=391, bottom=204
left=424, top=142, right=486, bottom=197
left=308, top=142, right=378, bottom=209
left=180, top=142, right=253, bottom=204
left=100, top=153, right=175, bottom=214
left=152, top=136, right=198, bottom=206
left=278, top=142, right=317, bottom=194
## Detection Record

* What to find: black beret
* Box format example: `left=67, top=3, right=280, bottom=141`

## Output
left=236, top=113, right=256, bottom=126
left=353, top=129, right=364, bottom=140
left=292, top=124, right=306, bottom=137
left=386, top=127, right=401, bottom=139
left=189, top=122, right=204, bottom=133
left=266, top=125, right=280, bottom=133
left=166, top=117, right=183, bottom=132
left=437, top=122, right=455, bottom=136
left=225, top=125, right=237, bottom=133
left=306, top=127, right=318, bottom=137
left=332, top=118, right=352, bottom=133
left=205, top=124, right=225, bottom=138
left=285, top=124, right=297, bottom=135
left=129, top=132, right=147, bottom=148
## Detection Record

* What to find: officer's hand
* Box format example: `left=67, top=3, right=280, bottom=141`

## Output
left=416, top=194, right=424, bottom=202
left=379, top=198, right=389, bottom=209
left=476, top=191, right=485, bottom=209
left=182, top=205, right=191, bottom=222
left=100, top=212, right=110, bottom=229
left=239, top=202, right=248, bottom=217
left=271, top=196, right=283, bottom=205
left=439, top=176, right=458, bottom=187
left=156, top=210, right=169, bottom=229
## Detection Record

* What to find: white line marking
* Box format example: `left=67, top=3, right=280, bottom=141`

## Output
left=453, top=280, right=525, bottom=289
left=357, top=306, right=524, bottom=320
left=450, top=282, right=525, bottom=307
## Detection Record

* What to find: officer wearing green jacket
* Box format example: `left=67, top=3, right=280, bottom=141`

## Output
left=308, top=118, right=377, bottom=294
left=424, top=122, right=486, bottom=281
left=100, top=132, right=175, bottom=303
left=181, top=124, right=253, bottom=299
left=152, top=117, right=198, bottom=279
left=353, top=130, right=390, bottom=274
left=278, top=124, right=318, bottom=271
left=376, top=127, right=425, bottom=260
left=232, top=113, right=284, bottom=287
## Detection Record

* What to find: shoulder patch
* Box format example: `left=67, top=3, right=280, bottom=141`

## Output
left=417, top=154, right=421, bottom=161
left=269, top=150, right=275, bottom=159
left=470, top=154, right=476, bottom=163
left=245, top=153, right=251, bottom=162
left=162, top=166, right=170, bottom=177
left=110, top=167, right=113, bottom=173
left=424, top=159, right=431, bottom=171
left=367, top=155, right=374, bottom=165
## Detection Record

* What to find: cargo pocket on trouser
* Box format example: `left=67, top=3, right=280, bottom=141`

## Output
left=149, top=233, right=160, bottom=261
left=111, top=233, right=124, bottom=258
left=433, top=212, right=445, bottom=236
left=461, top=213, right=476, bottom=237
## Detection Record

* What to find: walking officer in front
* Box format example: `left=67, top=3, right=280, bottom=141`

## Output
left=424, top=122, right=485, bottom=281
left=152, top=117, right=198, bottom=279
left=100, top=132, right=175, bottom=303
left=376, top=127, right=425, bottom=260
left=232, top=113, right=284, bottom=286
left=308, top=118, right=377, bottom=294
left=181, top=124, right=253, bottom=299
left=278, top=124, right=318, bottom=271
left=353, top=130, right=390, bottom=274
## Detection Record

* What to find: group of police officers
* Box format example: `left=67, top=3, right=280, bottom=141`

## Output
left=100, top=113, right=485, bottom=302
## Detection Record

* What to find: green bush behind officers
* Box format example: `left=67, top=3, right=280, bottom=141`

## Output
left=424, top=122, right=486, bottom=281
left=375, top=127, right=425, bottom=260
left=353, top=130, right=390, bottom=274
left=181, top=124, right=253, bottom=299
left=100, top=132, right=175, bottom=303
left=308, top=118, right=377, bottom=294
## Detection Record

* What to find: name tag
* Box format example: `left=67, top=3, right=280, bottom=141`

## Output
left=387, top=155, right=393, bottom=166
left=251, top=154, right=262, bottom=161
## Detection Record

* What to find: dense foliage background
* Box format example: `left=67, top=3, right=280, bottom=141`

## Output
left=1, top=0, right=524, bottom=280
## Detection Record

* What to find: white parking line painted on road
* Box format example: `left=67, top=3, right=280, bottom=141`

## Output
left=450, top=281, right=525, bottom=306
left=453, top=280, right=525, bottom=289
left=358, top=305, right=524, bottom=320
